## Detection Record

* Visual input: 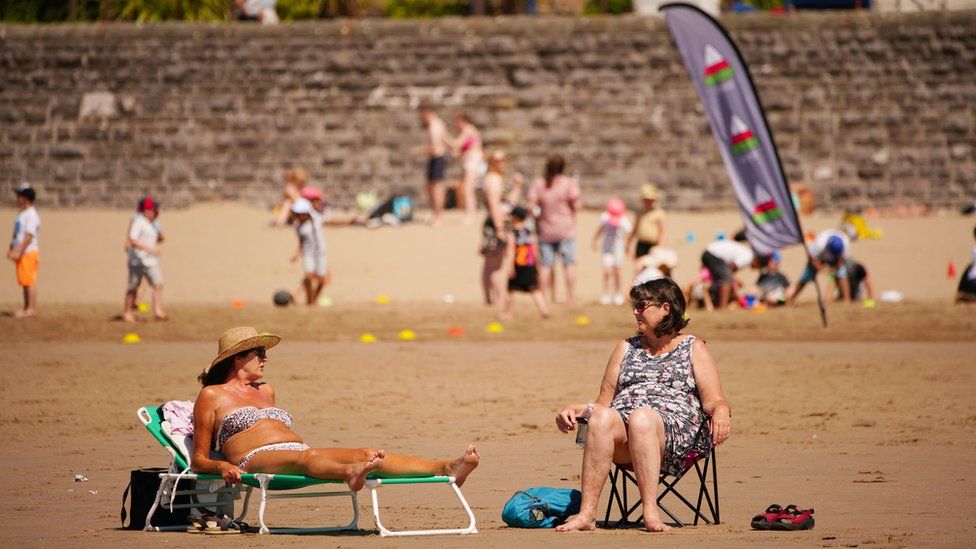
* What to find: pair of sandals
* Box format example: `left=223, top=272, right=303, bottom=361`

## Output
left=187, top=513, right=245, bottom=534
left=751, top=504, right=815, bottom=531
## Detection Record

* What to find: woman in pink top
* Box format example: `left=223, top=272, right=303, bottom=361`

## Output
left=451, top=113, right=485, bottom=224
left=528, top=153, right=582, bottom=307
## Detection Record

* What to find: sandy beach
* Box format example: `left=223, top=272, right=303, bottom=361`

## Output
left=0, top=205, right=974, bottom=548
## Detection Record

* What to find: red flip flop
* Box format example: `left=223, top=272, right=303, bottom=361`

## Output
left=772, top=504, right=815, bottom=531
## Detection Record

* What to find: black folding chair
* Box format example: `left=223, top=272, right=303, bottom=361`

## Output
left=602, top=418, right=720, bottom=528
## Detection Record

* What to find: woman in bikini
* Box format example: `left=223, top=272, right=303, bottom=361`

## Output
left=191, top=326, right=480, bottom=491
left=451, top=113, right=485, bottom=223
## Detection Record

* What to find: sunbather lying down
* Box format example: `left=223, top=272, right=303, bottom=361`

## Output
left=191, top=326, right=479, bottom=491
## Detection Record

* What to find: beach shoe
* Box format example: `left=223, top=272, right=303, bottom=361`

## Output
left=187, top=513, right=242, bottom=534
left=750, top=504, right=784, bottom=530
left=771, top=504, right=815, bottom=531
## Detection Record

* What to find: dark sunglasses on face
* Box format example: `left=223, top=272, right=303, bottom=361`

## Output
left=252, top=348, right=267, bottom=360
left=632, top=301, right=659, bottom=313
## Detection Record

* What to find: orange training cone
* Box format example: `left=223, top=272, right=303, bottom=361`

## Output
left=948, top=261, right=956, bottom=278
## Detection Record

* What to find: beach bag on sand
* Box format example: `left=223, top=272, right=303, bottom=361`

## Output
left=120, top=467, right=192, bottom=530
left=502, top=487, right=582, bottom=528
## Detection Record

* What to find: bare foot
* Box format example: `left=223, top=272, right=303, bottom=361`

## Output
left=346, top=449, right=385, bottom=491
left=14, top=310, right=35, bottom=319
left=449, top=445, right=480, bottom=487
left=122, top=312, right=137, bottom=323
left=643, top=515, right=672, bottom=532
left=154, top=313, right=169, bottom=321
left=555, top=513, right=596, bottom=532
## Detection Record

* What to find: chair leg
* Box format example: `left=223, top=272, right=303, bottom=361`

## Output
left=255, top=474, right=271, bottom=535
left=143, top=476, right=172, bottom=531
left=711, top=448, right=720, bottom=524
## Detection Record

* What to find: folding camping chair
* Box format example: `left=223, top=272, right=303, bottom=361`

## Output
left=137, top=404, right=477, bottom=536
left=601, top=417, right=720, bottom=528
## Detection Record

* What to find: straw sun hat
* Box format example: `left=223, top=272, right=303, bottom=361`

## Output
left=209, top=326, right=281, bottom=369
left=640, top=184, right=661, bottom=200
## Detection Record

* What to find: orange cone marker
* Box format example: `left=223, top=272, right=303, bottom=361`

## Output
left=948, top=261, right=956, bottom=278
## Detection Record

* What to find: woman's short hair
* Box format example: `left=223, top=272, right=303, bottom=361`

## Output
left=544, top=153, right=565, bottom=186
left=198, top=350, right=248, bottom=386
left=629, top=277, right=689, bottom=337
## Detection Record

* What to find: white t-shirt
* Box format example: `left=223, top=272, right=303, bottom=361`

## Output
left=296, top=211, right=326, bottom=256
left=12, top=207, right=40, bottom=255
left=808, top=229, right=850, bottom=263
left=968, top=245, right=976, bottom=281
left=706, top=240, right=754, bottom=269
left=599, top=213, right=633, bottom=255
left=128, top=213, right=160, bottom=267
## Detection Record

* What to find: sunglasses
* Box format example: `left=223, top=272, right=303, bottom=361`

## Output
left=250, top=347, right=267, bottom=360
left=632, top=301, right=660, bottom=313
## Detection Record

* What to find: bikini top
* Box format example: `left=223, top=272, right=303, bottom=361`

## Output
left=460, top=135, right=481, bottom=152
left=214, top=406, right=293, bottom=451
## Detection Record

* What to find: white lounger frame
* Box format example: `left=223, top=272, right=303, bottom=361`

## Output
left=138, top=406, right=477, bottom=536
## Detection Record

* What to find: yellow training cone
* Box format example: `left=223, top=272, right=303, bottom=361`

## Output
left=862, top=299, right=876, bottom=309
left=359, top=333, right=378, bottom=343
left=317, top=296, right=333, bottom=307
left=375, top=295, right=390, bottom=304
left=398, top=329, right=417, bottom=341
left=486, top=322, right=504, bottom=334
left=136, top=303, right=150, bottom=312
left=576, top=316, right=590, bottom=326
left=122, top=333, right=141, bottom=344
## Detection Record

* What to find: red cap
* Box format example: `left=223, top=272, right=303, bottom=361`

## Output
left=300, top=187, right=323, bottom=200
left=137, top=196, right=159, bottom=212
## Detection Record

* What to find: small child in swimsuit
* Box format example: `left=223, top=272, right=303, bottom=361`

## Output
left=503, top=207, right=549, bottom=319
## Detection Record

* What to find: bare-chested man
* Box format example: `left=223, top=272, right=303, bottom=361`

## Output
left=420, top=107, right=451, bottom=227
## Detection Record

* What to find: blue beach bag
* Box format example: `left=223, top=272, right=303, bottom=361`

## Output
left=502, top=487, right=582, bottom=528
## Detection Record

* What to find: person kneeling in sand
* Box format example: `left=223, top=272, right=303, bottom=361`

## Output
left=554, top=278, right=731, bottom=532
left=191, top=327, right=479, bottom=491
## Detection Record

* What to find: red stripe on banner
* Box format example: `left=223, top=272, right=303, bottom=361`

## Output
left=705, top=60, right=730, bottom=76
left=731, top=130, right=754, bottom=145
left=755, top=200, right=777, bottom=213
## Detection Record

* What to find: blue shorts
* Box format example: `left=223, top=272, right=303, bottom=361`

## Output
left=539, top=237, right=577, bottom=267
left=800, top=261, right=847, bottom=283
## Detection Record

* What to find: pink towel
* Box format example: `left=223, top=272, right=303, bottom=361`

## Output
left=162, top=400, right=194, bottom=436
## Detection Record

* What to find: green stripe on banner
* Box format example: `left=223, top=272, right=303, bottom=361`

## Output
left=705, top=67, right=733, bottom=86
left=752, top=207, right=783, bottom=225
left=731, top=136, right=758, bottom=154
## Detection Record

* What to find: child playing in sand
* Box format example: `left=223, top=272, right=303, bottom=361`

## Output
left=841, top=257, right=874, bottom=305
left=755, top=251, right=791, bottom=306
left=788, top=229, right=850, bottom=305
left=503, top=206, right=549, bottom=319
left=633, top=247, right=678, bottom=287
left=289, top=198, right=329, bottom=306
left=957, top=225, right=976, bottom=303
left=123, top=196, right=167, bottom=322
left=8, top=183, right=40, bottom=318
left=593, top=198, right=633, bottom=305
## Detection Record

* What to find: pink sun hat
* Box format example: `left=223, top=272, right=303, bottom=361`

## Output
left=606, top=198, right=626, bottom=227
left=300, top=187, right=323, bottom=201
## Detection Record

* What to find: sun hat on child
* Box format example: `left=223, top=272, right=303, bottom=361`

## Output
left=606, top=198, right=626, bottom=227
left=137, top=196, right=159, bottom=212
left=209, top=326, right=281, bottom=369
left=300, top=187, right=323, bottom=201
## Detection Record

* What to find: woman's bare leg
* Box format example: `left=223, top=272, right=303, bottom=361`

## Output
left=243, top=448, right=385, bottom=491
left=557, top=406, right=628, bottom=532
left=462, top=170, right=477, bottom=222
left=538, top=265, right=553, bottom=304
left=564, top=263, right=578, bottom=308
left=314, top=446, right=480, bottom=487
left=627, top=408, right=671, bottom=532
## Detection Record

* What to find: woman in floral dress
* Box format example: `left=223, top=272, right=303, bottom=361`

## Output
left=554, top=277, right=732, bottom=533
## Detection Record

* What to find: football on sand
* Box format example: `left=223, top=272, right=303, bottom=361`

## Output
left=273, top=290, right=293, bottom=307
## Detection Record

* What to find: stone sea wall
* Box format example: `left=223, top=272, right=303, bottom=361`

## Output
left=1, top=12, right=974, bottom=210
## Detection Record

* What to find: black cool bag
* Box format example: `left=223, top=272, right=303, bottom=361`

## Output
left=120, top=467, right=193, bottom=530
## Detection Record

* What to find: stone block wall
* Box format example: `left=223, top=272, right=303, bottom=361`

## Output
left=1, top=12, right=974, bottom=210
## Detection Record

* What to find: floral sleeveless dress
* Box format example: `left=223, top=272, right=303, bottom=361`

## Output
left=609, top=335, right=712, bottom=476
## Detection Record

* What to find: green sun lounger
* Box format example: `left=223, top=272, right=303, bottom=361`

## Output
left=137, top=404, right=477, bottom=536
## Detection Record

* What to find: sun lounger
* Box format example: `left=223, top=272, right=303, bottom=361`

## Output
left=137, top=404, right=477, bottom=536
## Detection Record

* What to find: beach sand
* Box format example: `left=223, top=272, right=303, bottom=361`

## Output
left=0, top=205, right=974, bottom=547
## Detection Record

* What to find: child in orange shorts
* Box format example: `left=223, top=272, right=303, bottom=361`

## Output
left=7, top=183, right=40, bottom=318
